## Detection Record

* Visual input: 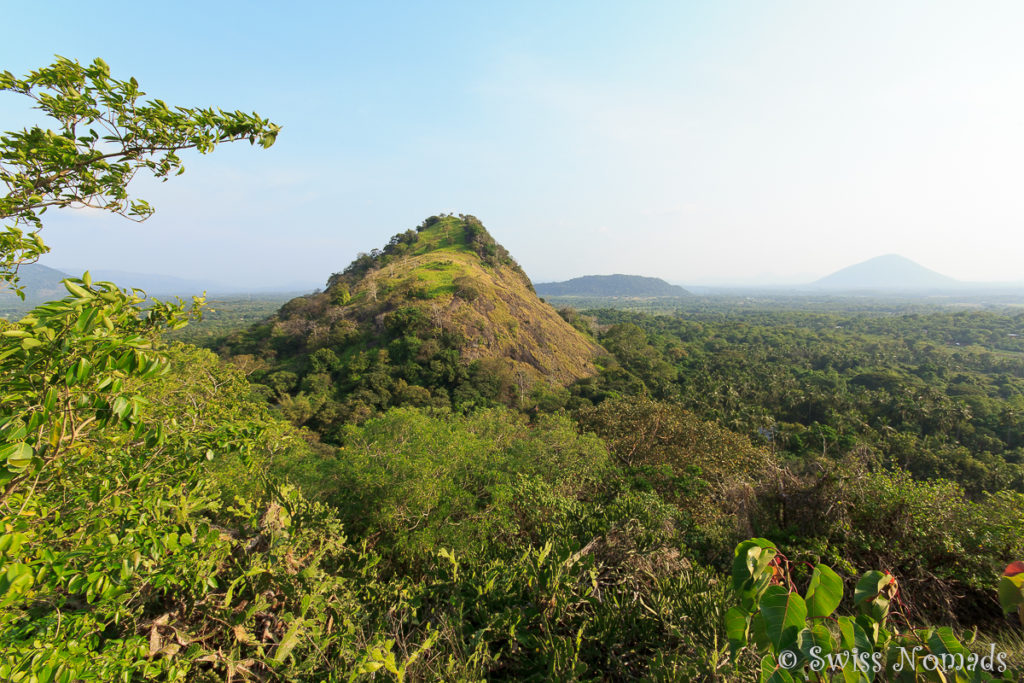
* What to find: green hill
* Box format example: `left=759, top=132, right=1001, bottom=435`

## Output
left=536, top=274, right=690, bottom=297
left=224, top=215, right=604, bottom=432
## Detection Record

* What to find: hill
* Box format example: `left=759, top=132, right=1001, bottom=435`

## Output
left=535, top=274, right=690, bottom=297
left=0, top=263, right=70, bottom=302
left=224, top=215, right=604, bottom=432
left=813, top=254, right=958, bottom=290
left=52, top=269, right=224, bottom=296
left=48, top=268, right=322, bottom=296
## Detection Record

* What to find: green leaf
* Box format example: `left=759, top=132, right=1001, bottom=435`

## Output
left=926, top=626, right=967, bottom=659
left=805, top=564, right=843, bottom=619
left=798, top=624, right=835, bottom=662
left=732, top=538, right=777, bottom=590
left=732, top=538, right=777, bottom=610
left=0, top=532, right=29, bottom=559
left=272, top=619, right=303, bottom=663
left=759, top=585, right=807, bottom=653
left=758, top=652, right=795, bottom=683
left=837, top=616, right=873, bottom=657
left=751, top=612, right=770, bottom=650
left=0, top=562, right=34, bottom=607
left=998, top=574, right=1024, bottom=615
left=0, top=441, right=33, bottom=470
left=725, top=606, right=750, bottom=660
left=63, top=280, right=91, bottom=298
left=853, top=570, right=891, bottom=608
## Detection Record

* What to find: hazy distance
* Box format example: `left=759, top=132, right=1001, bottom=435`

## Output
left=4, top=2, right=1024, bottom=289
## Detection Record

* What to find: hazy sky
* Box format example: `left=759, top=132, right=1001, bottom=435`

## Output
left=3, top=1, right=1023, bottom=287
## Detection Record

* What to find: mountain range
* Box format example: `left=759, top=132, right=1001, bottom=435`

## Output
left=3, top=253, right=1020, bottom=304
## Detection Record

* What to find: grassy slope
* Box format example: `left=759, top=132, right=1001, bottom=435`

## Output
left=336, top=218, right=605, bottom=384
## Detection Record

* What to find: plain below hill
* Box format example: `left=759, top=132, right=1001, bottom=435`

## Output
left=535, top=274, right=690, bottom=297
left=812, top=254, right=958, bottom=290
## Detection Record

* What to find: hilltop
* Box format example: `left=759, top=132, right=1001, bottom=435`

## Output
left=813, top=254, right=958, bottom=290
left=224, top=215, right=604, bottom=432
left=535, top=274, right=690, bottom=297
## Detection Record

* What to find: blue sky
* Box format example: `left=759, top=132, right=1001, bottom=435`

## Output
left=3, top=1, right=1023, bottom=287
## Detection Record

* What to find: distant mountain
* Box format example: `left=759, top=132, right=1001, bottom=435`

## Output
left=0, top=264, right=70, bottom=302
left=50, top=269, right=321, bottom=296
left=535, top=274, right=690, bottom=297
left=813, top=255, right=958, bottom=290
left=49, top=269, right=230, bottom=296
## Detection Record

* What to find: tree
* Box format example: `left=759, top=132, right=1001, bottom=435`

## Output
left=0, top=56, right=280, bottom=292
left=0, top=58, right=302, bottom=681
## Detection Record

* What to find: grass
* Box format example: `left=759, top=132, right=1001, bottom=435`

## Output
left=411, top=217, right=470, bottom=257
left=414, top=259, right=460, bottom=298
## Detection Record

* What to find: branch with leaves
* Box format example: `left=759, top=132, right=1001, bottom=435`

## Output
left=0, top=56, right=280, bottom=292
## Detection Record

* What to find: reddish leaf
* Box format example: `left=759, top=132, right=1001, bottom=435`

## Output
left=1004, top=561, right=1024, bottom=578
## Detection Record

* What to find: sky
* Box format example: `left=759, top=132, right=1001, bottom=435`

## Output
left=2, top=0, right=1023, bottom=288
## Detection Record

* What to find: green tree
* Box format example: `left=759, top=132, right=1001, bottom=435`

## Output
left=0, top=56, right=279, bottom=291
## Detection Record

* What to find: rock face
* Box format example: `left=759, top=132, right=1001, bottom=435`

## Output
left=243, top=214, right=604, bottom=388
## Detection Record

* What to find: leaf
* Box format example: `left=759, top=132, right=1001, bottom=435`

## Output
left=725, top=606, right=750, bottom=660
left=63, top=280, right=90, bottom=298
left=854, top=570, right=893, bottom=613
left=732, top=538, right=777, bottom=610
left=926, top=626, right=968, bottom=658
left=798, top=623, right=835, bottom=661
left=805, top=564, right=843, bottom=619
left=758, top=652, right=795, bottom=683
left=272, top=619, right=303, bottom=663
left=0, top=562, right=34, bottom=607
left=751, top=612, right=770, bottom=650
left=0, top=441, right=33, bottom=471
left=732, top=538, right=777, bottom=590
left=0, top=533, right=28, bottom=559
left=997, top=574, right=1024, bottom=615
left=837, top=616, right=873, bottom=656
left=759, top=585, right=807, bottom=652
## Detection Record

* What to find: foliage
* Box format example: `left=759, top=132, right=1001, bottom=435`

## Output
left=6, top=55, right=1024, bottom=681
left=736, top=457, right=1024, bottom=624
left=0, top=339, right=385, bottom=679
left=0, top=56, right=279, bottom=291
left=726, top=538, right=1019, bottom=682
left=222, top=216, right=602, bottom=434
left=582, top=307, right=1024, bottom=497
left=1000, top=562, right=1024, bottom=629
left=286, top=406, right=612, bottom=562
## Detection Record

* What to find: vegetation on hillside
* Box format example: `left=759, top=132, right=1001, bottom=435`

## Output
left=0, top=57, right=1021, bottom=681
left=219, top=214, right=604, bottom=435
